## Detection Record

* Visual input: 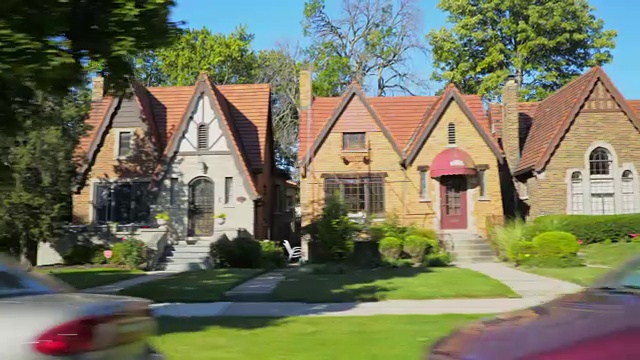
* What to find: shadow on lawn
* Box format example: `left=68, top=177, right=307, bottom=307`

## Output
left=154, top=266, right=437, bottom=334
left=40, top=268, right=142, bottom=290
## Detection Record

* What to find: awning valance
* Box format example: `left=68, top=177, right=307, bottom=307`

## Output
left=430, top=147, right=477, bottom=178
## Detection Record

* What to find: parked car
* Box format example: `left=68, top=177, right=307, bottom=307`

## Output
left=0, top=253, right=163, bottom=359
left=428, top=257, right=640, bottom=360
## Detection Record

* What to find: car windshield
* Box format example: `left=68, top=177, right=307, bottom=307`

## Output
left=592, top=255, right=640, bottom=290
left=0, top=254, right=74, bottom=298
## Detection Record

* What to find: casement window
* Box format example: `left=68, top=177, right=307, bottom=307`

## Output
left=589, top=147, right=615, bottom=215
left=224, top=177, right=233, bottom=204
left=478, top=168, right=488, bottom=199
left=93, top=182, right=151, bottom=224
left=324, top=176, right=385, bottom=215
left=342, top=132, right=366, bottom=151
left=570, top=171, right=584, bottom=214
left=419, top=169, right=429, bottom=201
left=622, top=170, right=635, bottom=214
left=117, top=131, right=133, bottom=158
left=197, top=124, right=208, bottom=150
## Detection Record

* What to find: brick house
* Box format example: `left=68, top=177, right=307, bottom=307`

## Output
left=73, top=73, right=293, bottom=242
left=491, top=66, right=640, bottom=218
left=298, top=70, right=505, bottom=240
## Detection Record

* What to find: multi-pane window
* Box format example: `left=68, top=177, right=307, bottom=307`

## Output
left=571, top=171, right=584, bottom=214
left=419, top=170, right=429, bottom=200
left=342, top=132, right=366, bottom=151
left=224, top=177, right=233, bottom=204
left=93, top=182, right=151, bottom=224
left=117, top=131, right=133, bottom=158
left=447, top=122, right=456, bottom=145
left=589, top=147, right=614, bottom=215
left=197, top=124, right=208, bottom=150
left=324, top=176, right=384, bottom=215
left=622, top=170, right=635, bottom=214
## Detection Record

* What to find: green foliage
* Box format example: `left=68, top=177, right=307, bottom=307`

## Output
left=0, top=0, right=178, bottom=134
left=110, top=238, right=147, bottom=269
left=424, top=251, right=453, bottom=267
left=91, top=248, right=108, bottom=265
left=513, top=231, right=583, bottom=268
left=532, top=231, right=580, bottom=259
left=307, top=196, right=359, bottom=262
left=491, top=219, right=527, bottom=261
left=407, top=227, right=437, bottom=240
left=379, top=237, right=403, bottom=261
left=63, top=244, right=95, bottom=265
left=156, top=26, right=256, bottom=86
left=302, top=0, right=428, bottom=96
left=507, top=241, right=537, bottom=266
left=534, top=214, right=640, bottom=244
left=155, top=212, right=170, bottom=221
left=260, top=241, right=287, bottom=269
left=403, top=235, right=430, bottom=264
left=210, top=236, right=263, bottom=268
left=428, top=0, right=617, bottom=101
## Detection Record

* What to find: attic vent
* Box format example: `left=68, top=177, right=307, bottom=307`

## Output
left=197, top=124, right=208, bottom=150
left=447, top=122, right=456, bottom=145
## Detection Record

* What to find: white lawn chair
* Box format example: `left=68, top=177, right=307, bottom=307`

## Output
left=283, top=240, right=302, bottom=262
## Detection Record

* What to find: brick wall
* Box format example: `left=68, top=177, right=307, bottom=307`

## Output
left=529, top=81, right=640, bottom=217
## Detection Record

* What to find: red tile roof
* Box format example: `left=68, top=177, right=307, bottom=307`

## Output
left=77, top=77, right=272, bottom=192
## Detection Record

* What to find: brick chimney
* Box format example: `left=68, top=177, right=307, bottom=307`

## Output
left=92, top=74, right=104, bottom=101
left=502, top=74, right=520, bottom=173
left=299, top=67, right=312, bottom=110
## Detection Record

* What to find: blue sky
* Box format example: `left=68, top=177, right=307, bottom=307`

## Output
left=172, top=0, right=640, bottom=98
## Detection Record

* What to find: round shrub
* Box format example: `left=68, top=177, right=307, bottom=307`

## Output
left=530, top=231, right=581, bottom=268
left=110, top=238, right=146, bottom=269
left=424, top=251, right=452, bottom=267
left=379, top=236, right=402, bottom=260
left=403, top=235, right=430, bottom=264
left=210, top=236, right=263, bottom=268
left=260, top=240, right=286, bottom=269
left=507, top=241, right=537, bottom=266
left=407, top=227, right=437, bottom=240
left=91, top=245, right=108, bottom=264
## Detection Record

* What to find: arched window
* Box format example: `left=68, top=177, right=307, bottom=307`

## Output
left=447, top=122, right=456, bottom=145
left=622, top=170, right=635, bottom=214
left=589, top=147, right=614, bottom=214
left=570, top=171, right=584, bottom=214
left=197, top=124, right=208, bottom=150
left=188, top=177, right=214, bottom=236
left=589, top=147, right=612, bottom=175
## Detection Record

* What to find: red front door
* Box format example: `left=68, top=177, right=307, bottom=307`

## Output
left=440, top=176, right=467, bottom=229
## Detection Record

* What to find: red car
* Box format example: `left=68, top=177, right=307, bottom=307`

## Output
left=428, top=257, right=640, bottom=360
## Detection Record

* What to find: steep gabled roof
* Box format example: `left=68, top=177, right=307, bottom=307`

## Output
left=147, top=85, right=195, bottom=148
left=156, top=74, right=260, bottom=198
left=300, top=84, right=404, bottom=168
left=516, top=66, right=640, bottom=174
left=402, top=85, right=503, bottom=166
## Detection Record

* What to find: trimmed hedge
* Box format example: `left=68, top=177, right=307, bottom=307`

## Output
left=534, top=214, right=640, bottom=244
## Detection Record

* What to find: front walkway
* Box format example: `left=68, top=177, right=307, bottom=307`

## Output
left=457, top=262, right=583, bottom=298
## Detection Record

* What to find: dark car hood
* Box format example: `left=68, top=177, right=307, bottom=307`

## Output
left=430, top=289, right=640, bottom=359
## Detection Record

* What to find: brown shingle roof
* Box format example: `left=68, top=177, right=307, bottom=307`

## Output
left=368, top=96, right=438, bottom=149
left=147, top=86, right=195, bottom=147
left=515, top=66, right=640, bottom=174
left=76, top=96, right=115, bottom=160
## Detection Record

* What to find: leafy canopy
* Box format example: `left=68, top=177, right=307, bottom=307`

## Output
left=428, top=0, right=617, bottom=101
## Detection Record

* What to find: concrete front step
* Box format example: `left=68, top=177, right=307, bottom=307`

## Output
left=157, top=261, right=210, bottom=272
left=165, top=252, right=210, bottom=260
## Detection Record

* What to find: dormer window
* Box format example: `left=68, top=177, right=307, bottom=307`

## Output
left=197, top=124, right=209, bottom=150
left=342, top=132, right=366, bottom=151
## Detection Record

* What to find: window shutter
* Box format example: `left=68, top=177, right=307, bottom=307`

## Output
left=197, top=124, right=208, bottom=150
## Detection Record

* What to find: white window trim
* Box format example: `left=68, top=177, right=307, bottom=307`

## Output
left=419, top=169, right=430, bottom=202
left=113, top=128, right=137, bottom=160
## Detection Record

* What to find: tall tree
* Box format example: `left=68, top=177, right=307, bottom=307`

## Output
left=0, top=0, right=177, bottom=134
left=254, top=45, right=301, bottom=173
left=0, top=89, right=90, bottom=263
left=156, top=26, right=257, bottom=86
left=303, top=0, right=429, bottom=97
left=428, top=0, right=617, bottom=101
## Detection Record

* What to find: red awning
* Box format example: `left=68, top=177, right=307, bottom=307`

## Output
left=430, top=147, right=477, bottom=177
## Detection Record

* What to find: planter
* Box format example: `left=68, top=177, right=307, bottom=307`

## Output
left=216, top=217, right=226, bottom=226
left=156, top=218, right=167, bottom=226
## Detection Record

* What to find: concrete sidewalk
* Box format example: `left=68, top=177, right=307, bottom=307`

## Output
left=151, top=297, right=555, bottom=318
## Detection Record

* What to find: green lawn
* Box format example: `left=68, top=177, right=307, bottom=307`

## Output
left=581, top=242, right=640, bottom=267
left=118, top=268, right=264, bottom=303
left=152, top=315, right=487, bottom=360
left=36, top=267, right=144, bottom=289
left=525, top=266, right=610, bottom=286
left=271, top=267, right=518, bottom=302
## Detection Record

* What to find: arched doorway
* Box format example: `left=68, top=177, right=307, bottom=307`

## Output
left=188, top=177, right=214, bottom=236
